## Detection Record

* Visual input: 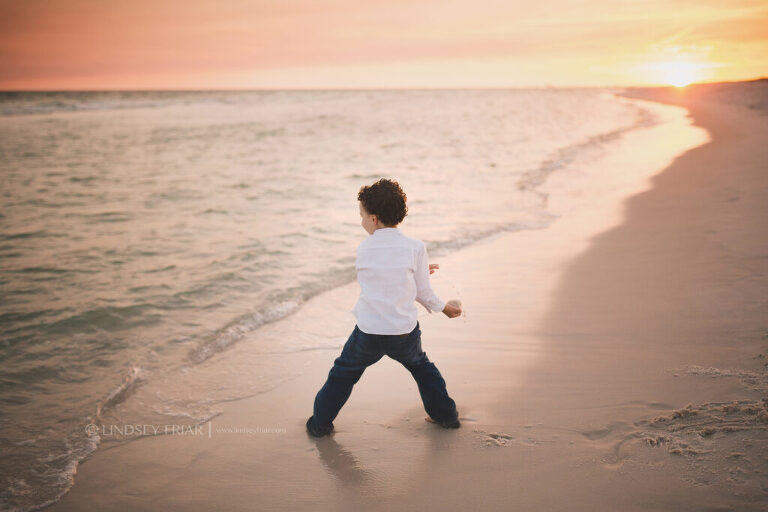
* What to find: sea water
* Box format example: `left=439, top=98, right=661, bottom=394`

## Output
left=0, top=89, right=655, bottom=510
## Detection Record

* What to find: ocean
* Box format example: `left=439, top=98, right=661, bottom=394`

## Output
left=0, top=88, right=656, bottom=510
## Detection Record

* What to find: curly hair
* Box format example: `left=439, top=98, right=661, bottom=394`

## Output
left=357, top=178, right=408, bottom=227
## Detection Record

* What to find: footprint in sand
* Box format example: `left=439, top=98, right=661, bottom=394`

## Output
left=483, top=432, right=515, bottom=446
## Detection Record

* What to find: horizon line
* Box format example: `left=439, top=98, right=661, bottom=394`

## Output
left=0, top=77, right=765, bottom=94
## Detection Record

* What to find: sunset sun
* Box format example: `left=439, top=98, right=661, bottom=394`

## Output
left=651, top=61, right=709, bottom=87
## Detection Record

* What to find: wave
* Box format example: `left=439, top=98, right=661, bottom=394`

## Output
left=515, top=95, right=657, bottom=194
left=182, top=217, right=561, bottom=364
left=1, top=421, right=100, bottom=512
left=41, top=303, right=164, bottom=336
left=187, top=299, right=303, bottom=363
left=0, top=90, right=254, bottom=117
left=95, top=366, right=146, bottom=418
left=0, top=91, right=166, bottom=117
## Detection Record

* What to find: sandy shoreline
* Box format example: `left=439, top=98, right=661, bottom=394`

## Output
left=48, top=83, right=767, bottom=511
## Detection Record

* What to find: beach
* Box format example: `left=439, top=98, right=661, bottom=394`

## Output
left=42, top=80, right=768, bottom=511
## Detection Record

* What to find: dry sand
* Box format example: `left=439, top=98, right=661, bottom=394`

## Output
left=49, top=81, right=767, bottom=511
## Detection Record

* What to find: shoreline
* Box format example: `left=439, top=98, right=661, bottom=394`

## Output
left=48, top=83, right=767, bottom=511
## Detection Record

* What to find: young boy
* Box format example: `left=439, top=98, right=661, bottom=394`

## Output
left=306, top=178, right=462, bottom=438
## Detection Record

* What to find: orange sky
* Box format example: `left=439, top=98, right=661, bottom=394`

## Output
left=1, top=0, right=766, bottom=89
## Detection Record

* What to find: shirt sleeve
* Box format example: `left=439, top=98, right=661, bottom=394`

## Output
left=414, top=242, right=446, bottom=314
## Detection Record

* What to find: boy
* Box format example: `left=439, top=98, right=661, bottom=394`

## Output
left=306, top=178, right=463, bottom=438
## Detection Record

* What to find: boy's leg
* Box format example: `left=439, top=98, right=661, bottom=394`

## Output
left=308, top=326, right=383, bottom=436
left=385, top=323, right=459, bottom=426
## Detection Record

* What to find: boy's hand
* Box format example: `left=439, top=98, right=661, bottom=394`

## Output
left=442, top=300, right=462, bottom=318
left=429, top=264, right=439, bottom=274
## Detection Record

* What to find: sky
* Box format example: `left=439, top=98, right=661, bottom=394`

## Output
left=1, top=0, right=766, bottom=90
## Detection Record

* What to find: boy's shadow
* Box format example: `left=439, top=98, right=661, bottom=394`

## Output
left=314, top=436, right=371, bottom=487
left=311, top=416, right=461, bottom=491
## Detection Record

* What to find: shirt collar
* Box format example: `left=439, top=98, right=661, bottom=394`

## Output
left=373, top=227, right=401, bottom=236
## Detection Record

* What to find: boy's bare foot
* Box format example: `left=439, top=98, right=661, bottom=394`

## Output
left=306, top=416, right=334, bottom=437
left=425, top=416, right=461, bottom=429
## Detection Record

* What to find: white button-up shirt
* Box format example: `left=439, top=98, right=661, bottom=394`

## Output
left=352, top=227, right=446, bottom=335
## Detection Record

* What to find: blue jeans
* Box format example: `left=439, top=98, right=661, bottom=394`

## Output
left=309, top=322, right=458, bottom=431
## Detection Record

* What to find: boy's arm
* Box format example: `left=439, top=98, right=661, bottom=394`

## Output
left=414, top=242, right=446, bottom=314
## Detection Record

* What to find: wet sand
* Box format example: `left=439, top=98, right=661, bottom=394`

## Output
left=50, top=81, right=768, bottom=511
